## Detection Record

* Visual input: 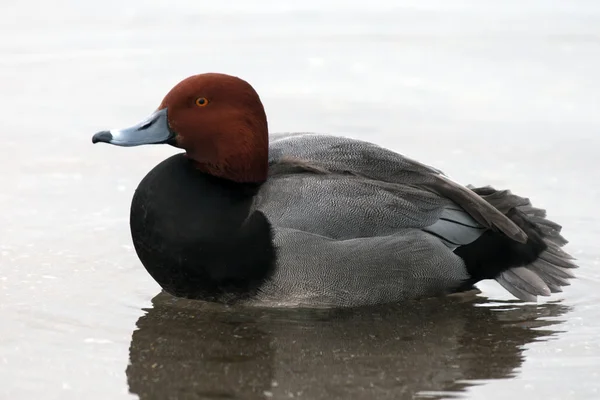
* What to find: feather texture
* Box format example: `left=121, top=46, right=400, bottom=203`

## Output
left=469, top=185, right=577, bottom=301
left=252, top=133, right=578, bottom=305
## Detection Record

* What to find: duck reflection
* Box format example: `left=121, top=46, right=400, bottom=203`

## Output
left=127, top=293, right=569, bottom=400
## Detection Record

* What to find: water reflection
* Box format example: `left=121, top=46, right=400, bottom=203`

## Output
left=127, top=293, right=569, bottom=400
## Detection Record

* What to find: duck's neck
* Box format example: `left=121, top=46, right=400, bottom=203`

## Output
left=185, top=139, right=269, bottom=184
left=189, top=156, right=268, bottom=184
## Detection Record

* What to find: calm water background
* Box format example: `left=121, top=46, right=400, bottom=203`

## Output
left=1, top=1, right=599, bottom=399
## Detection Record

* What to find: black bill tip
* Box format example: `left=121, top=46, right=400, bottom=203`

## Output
left=92, top=131, right=113, bottom=144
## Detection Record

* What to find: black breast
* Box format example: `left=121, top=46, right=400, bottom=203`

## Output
left=129, top=153, right=276, bottom=302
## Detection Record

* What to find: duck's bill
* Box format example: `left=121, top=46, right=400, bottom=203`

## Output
left=92, top=108, right=174, bottom=147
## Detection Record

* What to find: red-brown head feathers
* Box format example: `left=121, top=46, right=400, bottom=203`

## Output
left=159, top=73, right=269, bottom=183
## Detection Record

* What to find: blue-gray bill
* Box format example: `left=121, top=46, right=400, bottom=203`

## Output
left=92, top=108, right=174, bottom=146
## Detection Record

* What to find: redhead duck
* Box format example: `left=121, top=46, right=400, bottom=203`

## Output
left=92, top=73, right=577, bottom=307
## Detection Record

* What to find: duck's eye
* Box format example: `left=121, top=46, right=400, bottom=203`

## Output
left=195, top=97, right=209, bottom=107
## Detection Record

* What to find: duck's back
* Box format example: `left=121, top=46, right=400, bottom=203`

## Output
left=263, top=133, right=485, bottom=244
left=250, top=134, right=485, bottom=306
left=249, top=134, right=574, bottom=306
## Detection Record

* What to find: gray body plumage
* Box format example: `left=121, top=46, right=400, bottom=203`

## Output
left=245, top=133, right=576, bottom=307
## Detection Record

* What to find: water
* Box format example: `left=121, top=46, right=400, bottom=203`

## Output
left=1, top=1, right=599, bottom=399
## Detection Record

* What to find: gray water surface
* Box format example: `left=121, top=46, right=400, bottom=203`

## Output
left=1, top=1, right=599, bottom=399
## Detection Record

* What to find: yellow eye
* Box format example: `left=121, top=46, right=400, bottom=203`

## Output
left=195, top=97, right=209, bottom=107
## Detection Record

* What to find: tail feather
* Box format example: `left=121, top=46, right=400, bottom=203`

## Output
left=495, top=276, right=538, bottom=302
left=546, top=242, right=576, bottom=261
left=499, top=267, right=551, bottom=296
left=539, top=250, right=578, bottom=270
left=528, top=217, right=567, bottom=245
left=528, top=264, right=571, bottom=288
left=468, top=185, right=578, bottom=302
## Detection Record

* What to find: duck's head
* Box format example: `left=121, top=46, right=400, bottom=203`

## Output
left=92, top=73, right=269, bottom=183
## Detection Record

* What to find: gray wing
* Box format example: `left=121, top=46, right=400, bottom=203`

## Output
left=260, top=133, right=576, bottom=305
left=253, top=133, right=497, bottom=306
left=267, top=133, right=526, bottom=243
left=256, top=171, right=484, bottom=247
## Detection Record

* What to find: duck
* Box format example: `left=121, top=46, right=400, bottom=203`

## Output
left=92, top=72, right=577, bottom=307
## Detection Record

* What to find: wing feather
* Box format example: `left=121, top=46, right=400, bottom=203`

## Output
left=267, top=133, right=526, bottom=242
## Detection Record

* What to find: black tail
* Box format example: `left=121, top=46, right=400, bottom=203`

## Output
left=455, top=186, right=577, bottom=301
